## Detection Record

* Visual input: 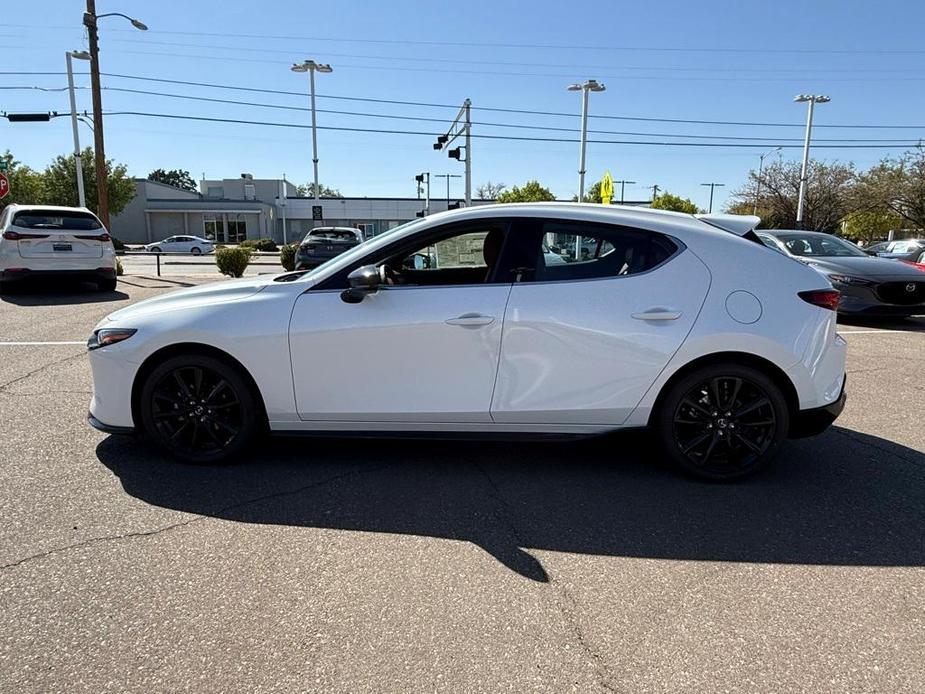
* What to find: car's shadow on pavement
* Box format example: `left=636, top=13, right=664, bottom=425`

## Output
left=96, top=427, right=925, bottom=581
left=1, top=280, right=129, bottom=305
left=838, top=315, right=925, bottom=332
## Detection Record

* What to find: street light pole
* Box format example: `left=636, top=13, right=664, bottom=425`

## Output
left=65, top=50, right=90, bottom=208
left=794, top=94, right=830, bottom=228
left=291, top=60, right=333, bottom=202
left=82, top=2, right=147, bottom=228
left=753, top=146, right=782, bottom=215
left=434, top=174, right=462, bottom=208
left=700, top=182, right=725, bottom=213
left=567, top=79, right=606, bottom=202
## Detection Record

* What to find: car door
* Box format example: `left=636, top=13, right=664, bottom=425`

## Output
left=491, top=219, right=711, bottom=425
left=288, top=219, right=515, bottom=423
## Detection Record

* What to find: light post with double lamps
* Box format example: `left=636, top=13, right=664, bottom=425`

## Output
left=291, top=60, right=334, bottom=203
left=83, top=1, right=148, bottom=228
left=567, top=79, right=606, bottom=202
left=794, top=94, right=830, bottom=227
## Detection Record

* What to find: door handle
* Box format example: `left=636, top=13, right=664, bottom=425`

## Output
left=445, top=313, right=495, bottom=326
left=631, top=309, right=682, bottom=321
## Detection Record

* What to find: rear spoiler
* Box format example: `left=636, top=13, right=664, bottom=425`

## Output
left=694, top=213, right=764, bottom=245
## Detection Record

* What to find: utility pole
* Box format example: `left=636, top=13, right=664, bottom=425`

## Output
left=279, top=175, right=288, bottom=245
left=82, top=3, right=147, bottom=227
left=434, top=174, right=461, bottom=209
left=464, top=100, right=471, bottom=206
left=616, top=179, right=636, bottom=204
left=415, top=173, right=431, bottom=216
left=700, top=182, right=725, bottom=213
left=753, top=147, right=782, bottom=215
left=650, top=184, right=660, bottom=203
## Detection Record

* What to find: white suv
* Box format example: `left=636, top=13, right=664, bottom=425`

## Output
left=0, top=205, right=118, bottom=292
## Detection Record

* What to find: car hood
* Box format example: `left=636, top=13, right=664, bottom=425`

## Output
left=103, top=276, right=274, bottom=323
left=802, top=256, right=925, bottom=278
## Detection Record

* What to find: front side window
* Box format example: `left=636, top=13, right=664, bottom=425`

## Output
left=527, top=221, right=678, bottom=282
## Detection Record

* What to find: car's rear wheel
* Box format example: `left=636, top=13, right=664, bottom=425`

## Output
left=656, top=364, right=789, bottom=481
left=191, top=246, right=202, bottom=255
left=139, top=354, right=260, bottom=464
left=98, top=277, right=117, bottom=292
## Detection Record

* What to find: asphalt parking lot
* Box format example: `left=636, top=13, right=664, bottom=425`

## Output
left=1, top=276, right=923, bottom=693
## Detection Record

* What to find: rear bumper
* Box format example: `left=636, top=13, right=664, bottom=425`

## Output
left=88, top=412, right=136, bottom=435
left=1, top=267, right=116, bottom=283
left=789, top=378, right=846, bottom=438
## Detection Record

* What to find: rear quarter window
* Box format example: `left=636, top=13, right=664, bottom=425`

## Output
left=12, top=210, right=103, bottom=231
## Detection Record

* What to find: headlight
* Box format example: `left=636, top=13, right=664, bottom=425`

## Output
left=87, top=328, right=137, bottom=350
left=827, top=274, right=874, bottom=287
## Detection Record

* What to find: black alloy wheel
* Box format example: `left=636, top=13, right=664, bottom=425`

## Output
left=658, top=364, right=788, bottom=481
left=139, top=354, right=260, bottom=464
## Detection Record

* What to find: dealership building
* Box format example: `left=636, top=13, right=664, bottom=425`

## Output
left=109, top=174, right=647, bottom=245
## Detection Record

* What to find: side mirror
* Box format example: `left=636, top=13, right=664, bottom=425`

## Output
left=341, top=265, right=380, bottom=303
left=865, top=249, right=878, bottom=256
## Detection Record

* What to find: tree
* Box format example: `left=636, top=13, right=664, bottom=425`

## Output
left=726, top=159, right=858, bottom=232
left=0, top=151, right=45, bottom=212
left=571, top=181, right=603, bottom=203
left=147, top=168, right=197, bottom=192
left=476, top=181, right=506, bottom=199
left=853, top=148, right=925, bottom=232
left=495, top=180, right=555, bottom=203
left=296, top=182, right=343, bottom=197
left=840, top=210, right=904, bottom=244
left=651, top=191, right=699, bottom=214
left=41, top=148, right=136, bottom=216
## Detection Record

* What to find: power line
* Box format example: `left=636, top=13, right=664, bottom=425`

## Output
left=50, top=110, right=922, bottom=149
left=4, top=70, right=925, bottom=130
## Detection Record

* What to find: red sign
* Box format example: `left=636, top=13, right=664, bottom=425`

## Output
left=0, top=173, right=9, bottom=200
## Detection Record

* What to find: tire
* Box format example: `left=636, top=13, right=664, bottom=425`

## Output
left=191, top=247, right=202, bottom=255
left=98, top=277, right=117, bottom=292
left=139, top=354, right=261, bottom=464
left=655, top=364, right=789, bottom=481
left=150, top=246, right=162, bottom=254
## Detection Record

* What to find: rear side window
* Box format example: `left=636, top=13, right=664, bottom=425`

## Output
left=12, top=209, right=102, bottom=231
left=531, top=221, right=678, bottom=282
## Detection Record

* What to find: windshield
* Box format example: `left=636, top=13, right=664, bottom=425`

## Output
left=12, top=210, right=103, bottom=231
left=773, top=233, right=868, bottom=258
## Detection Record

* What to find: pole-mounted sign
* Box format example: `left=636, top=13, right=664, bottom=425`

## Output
left=312, top=205, right=323, bottom=221
left=600, top=171, right=614, bottom=205
left=0, top=172, right=10, bottom=200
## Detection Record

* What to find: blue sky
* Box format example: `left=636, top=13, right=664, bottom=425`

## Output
left=3, top=0, right=925, bottom=210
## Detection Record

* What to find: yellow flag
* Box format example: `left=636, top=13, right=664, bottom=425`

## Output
left=600, top=170, right=614, bottom=205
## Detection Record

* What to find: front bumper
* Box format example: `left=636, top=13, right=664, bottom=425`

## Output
left=837, top=285, right=925, bottom=317
left=789, top=378, right=847, bottom=438
left=88, top=412, right=136, bottom=435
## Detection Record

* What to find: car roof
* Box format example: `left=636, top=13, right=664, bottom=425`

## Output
left=309, top=226, right=360, bottom=232
left=4, top=204, right=96, bottom=214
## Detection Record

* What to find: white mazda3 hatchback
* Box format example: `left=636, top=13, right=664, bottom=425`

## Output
left=87, top=204, right=847, bottom=480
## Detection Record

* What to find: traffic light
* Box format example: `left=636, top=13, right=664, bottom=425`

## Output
left=434, top=135, right=449, bottom=150
left=7, top=113, right=51, bottom=122
left=415, top=173, right=425, bottom=183
left=448, top=147, right=462, bottom=160
left=448, top=202, right=461, bottom=210
left=416, top=210, right=426, bottom=218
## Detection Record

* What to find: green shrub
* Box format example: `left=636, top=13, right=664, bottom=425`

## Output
left=215, top=247, right=252, bottom=277
left=115, top=257, right=124, bottom=276
left=279, top=242, right=298, bottom=271
left=240, top=238, right=278, bottom=252
left=110, top=236, right=126, bottom=251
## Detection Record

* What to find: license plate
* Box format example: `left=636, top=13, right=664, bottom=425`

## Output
left=53, top=243, right=73, bottom=252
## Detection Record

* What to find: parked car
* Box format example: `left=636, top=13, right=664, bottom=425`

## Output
left=865, top=239, right=925, bottom=264
left=0, top=204, right=118, bottom=292
left=759, top=230, right=925, bottom=317
left=144, top=236, right=214, bottom=255
left=294, top=227, right=364, bottom=270
left=87, top=204, right=847, bottom=481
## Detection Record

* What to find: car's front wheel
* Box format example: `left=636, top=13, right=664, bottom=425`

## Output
left=139, top=354, right=261, bottom=464
left=656, top=364, right=789, bottom=481
left=191, top=247, right=202, bottom=255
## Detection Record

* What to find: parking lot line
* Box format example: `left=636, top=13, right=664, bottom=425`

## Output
left=0, top=341, right=86, bottom=346
left=838, top=329, right=921, bottom=335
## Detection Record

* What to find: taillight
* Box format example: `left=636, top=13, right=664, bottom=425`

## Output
left=75, top=232, right=111, bottom=242
left=799, top=289, right=841, bottom=311
left=3, top=231, right=49, bottom=240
